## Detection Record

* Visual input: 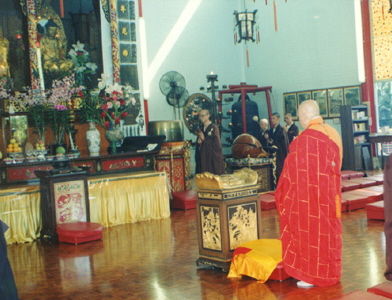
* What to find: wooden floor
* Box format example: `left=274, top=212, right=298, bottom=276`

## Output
left=7, top=198, right=387, bottom=300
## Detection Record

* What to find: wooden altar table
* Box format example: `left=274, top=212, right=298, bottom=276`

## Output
left=0, top=171, right=170, bottom=244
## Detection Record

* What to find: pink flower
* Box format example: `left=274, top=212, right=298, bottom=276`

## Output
left=105, top=120, right=109, bottom=129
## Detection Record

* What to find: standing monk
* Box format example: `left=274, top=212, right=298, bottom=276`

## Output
left=195, top=109, right=225, bottom=175
left=284, top=113, right=299, bottom=144
left=266, top=112, right=289, bottom=185
left=275, top=100, right=343, bottom=287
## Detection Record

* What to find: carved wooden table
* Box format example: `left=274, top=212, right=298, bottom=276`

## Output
left=195, top=185, right=262, bottom=272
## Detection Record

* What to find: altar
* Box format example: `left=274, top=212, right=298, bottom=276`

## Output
left=0, top=171, right=170, bottom=245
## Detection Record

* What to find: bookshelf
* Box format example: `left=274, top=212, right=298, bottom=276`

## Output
left=340, top=105, right=371, bottom=171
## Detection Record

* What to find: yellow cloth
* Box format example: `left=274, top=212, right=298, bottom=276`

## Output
left=0, top=186, right=41, bottom=244
left=88, top=172, right=170, bottom=227
left=1, top=171, right=170, bottom=244
left=228, top=239, right=282, bottom=283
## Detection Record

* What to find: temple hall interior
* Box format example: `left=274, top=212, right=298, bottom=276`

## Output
left=1, top=0, right=392, bottom=299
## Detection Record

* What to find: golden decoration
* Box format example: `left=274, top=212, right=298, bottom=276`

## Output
left=122, top=49, right=129, bottom=57
left=121, top=5, right=126, bottom=13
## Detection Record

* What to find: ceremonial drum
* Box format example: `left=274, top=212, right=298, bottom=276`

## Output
left=231, top=134, right=263, bottom=159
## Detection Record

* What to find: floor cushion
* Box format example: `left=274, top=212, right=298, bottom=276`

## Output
left=366, top=201, right=385, bottom=221
left=57, top=221, right=103, bottom=245
left=260, top=193, right=276, bottom=210
left=171, top=190, right=197, bottom=210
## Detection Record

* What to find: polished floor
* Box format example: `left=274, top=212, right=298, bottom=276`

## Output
left=7, top=198, right=387, bottom=300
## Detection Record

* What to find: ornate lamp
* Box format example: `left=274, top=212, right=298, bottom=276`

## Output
left=234, top=10, right=259, bottom=43
left=233, top=10, right=259, bottom=67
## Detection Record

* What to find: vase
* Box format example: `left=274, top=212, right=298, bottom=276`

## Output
left=105, top=123, right=124, bottom=154
left=86, top=121, right=101, bottom=157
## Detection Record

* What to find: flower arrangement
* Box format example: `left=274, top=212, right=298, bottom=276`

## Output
left=7, top=87, right=48, bottom=143
left=68, top=41, right=98, bottom=87
left=47, top=73, right=83, bottom=145
left=80, top=74, right=137, bottom=129
left=80, top=74, right=138, bottom=153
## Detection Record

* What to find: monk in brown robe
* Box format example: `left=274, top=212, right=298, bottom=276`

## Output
left=384, top=154, right=392, bottom=280
left=276, top=100, right=343, bottom=287
left=195, top=109, right=225, bottom=175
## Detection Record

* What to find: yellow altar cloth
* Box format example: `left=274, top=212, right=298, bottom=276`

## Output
left=0, top=171, right=170, bottom=244
left=88, top=172, right=170, bottom=227
left=0, top=186, right=41, bottom=244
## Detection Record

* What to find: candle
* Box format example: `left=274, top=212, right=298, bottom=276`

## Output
left=36, top=43, right=45, bottom=91
left=69, top=132, right=75, bottom=150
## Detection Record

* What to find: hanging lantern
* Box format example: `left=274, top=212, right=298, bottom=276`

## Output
left=233, top=10, right=259, bottom=44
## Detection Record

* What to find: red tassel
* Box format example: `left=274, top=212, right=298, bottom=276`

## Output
left=234, top=32, right=237, bottom=45
left=274, top=1, right=278, bottom=32
left=257, top=31, right=260, bottom=43
left=265, top=0, right=267, bottom=4
left=246, top=47, right=249, bottom=67
left=60, top=0, right=64, bottom=18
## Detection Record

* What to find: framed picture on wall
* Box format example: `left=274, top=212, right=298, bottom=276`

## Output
left=344, top=86, right=361, bottom=106
left=311, top=89, right=328, bottom=117
left=297, top=91, right=312, bottom=106
left=328, top=88, right=343, bottom=118
left=283, top=93, right=298, bottom=119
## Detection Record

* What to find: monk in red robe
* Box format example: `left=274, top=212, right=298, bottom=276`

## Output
left=275, top=100, right=343, bottom=287
left=195, top=109, right=225, bottom=175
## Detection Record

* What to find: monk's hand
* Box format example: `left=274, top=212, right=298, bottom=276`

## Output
left=197, top=130, right=205, bottom=145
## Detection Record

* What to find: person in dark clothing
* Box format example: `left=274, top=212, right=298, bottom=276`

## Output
left=384, top=155, right=392, bottom=281
left=256, top=118, right=269, bottom=149
left=231, top=94, right=260, bottom=140
left=0, top=220, right=19, bottom=300
left=195, top=109, right=225, bottom=175
left=284, top=113, right=299, bottom=144
left=266, top=112, right=289, bottom=186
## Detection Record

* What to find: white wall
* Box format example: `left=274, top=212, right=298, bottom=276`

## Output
left=142, top=0, right=361, bottom=141
left=142, top=0, right=244, bottom=142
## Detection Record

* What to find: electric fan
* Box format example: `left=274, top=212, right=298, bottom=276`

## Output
left=159, top=71, right=189, bottom=120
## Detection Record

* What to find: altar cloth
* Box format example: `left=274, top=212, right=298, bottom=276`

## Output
left=0, top=171, right=170, bottom=244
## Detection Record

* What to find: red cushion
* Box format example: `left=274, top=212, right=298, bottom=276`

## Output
left=342, top=191, right=374, bottom=211
left=341, top=170, right=365, bottom=180
left=171, top=190, right=197, bottom=210
left=364, top=185, right=384, bottom=194
left=365, top=176, right=384, bottom=185
left=366, top=201, right=385, bottom=220
left=341, top=199, right=348, bottom=212
left=57, top=221, right=103, bottom=245
left=260, top=193, right=276, bottom=210
left=348, top=178, right=378, bottom=188
left=350, top=189, right=383, bottom=202
left=368, top=281, right=392, bottom=298
left=341, top=180, right=361, bottom=192
left=337, top=290, right=390, bottom=299
left=269, top=261, right=291, bottom=281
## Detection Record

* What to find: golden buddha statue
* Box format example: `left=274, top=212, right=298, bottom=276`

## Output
left=40, top=19, right=74, bottom=78
left=0, top=27, right=10, bottom=78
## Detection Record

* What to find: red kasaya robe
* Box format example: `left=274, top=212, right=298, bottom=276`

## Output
left=275, top=117, right=343, bottom=287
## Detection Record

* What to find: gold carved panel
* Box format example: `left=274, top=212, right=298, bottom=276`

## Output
left=200, top=205, right=221, bottom=251
left=228, top=202, right=258, bottom=251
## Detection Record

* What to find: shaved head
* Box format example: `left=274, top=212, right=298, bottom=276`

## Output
left=298, top=100, right=320, bottom=129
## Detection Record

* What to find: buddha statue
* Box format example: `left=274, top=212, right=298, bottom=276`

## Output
left=40, top=19, right=74, bottom=79
left=0, top=27, right=10, bottom=78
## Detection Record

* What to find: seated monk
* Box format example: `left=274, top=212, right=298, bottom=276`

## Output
left=40, top=19, right=74, bottom=78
